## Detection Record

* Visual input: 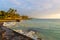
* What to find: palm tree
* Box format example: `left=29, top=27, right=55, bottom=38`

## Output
left=0, top=11, right=6, bottom=19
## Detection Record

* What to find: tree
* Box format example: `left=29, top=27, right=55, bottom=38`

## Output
left=0, top=11, right=6, bottom=19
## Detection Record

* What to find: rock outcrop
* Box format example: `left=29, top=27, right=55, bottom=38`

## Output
left=0, top=22, right=33, bottom=40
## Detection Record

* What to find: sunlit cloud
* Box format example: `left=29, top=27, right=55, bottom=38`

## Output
left=41, top=13, right=60, bottom=19
left=0, top=0, right=60, bottom=18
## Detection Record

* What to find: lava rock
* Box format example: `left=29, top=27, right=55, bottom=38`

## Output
left=0, top=23, right=33, bottom=40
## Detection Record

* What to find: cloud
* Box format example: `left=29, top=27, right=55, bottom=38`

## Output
left=40, top=13, right=60, bottom=19
left=26, top=0, right=60, bottom=18
left=25, top=0, right=52, bottom=9
left=52, top=0, right=60, bottom=3
left=1, top=0, right=60, bottom=18
left=9, top=0, right=21, bottom=6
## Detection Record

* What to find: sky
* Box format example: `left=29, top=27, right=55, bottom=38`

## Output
left=0, top=0, right=60, bottom=19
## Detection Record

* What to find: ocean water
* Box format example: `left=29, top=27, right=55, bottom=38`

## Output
left=9, top=19, right=60, bottom=40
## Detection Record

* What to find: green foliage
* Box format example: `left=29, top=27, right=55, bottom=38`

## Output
left=0, top=8, right=29, bottom=20
left=0, top=11, right=6, bottom=19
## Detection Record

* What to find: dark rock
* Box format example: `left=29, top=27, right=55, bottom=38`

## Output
left=37, top=38, right=42, bottom=40
left=0, top=23, right=33, bottom=40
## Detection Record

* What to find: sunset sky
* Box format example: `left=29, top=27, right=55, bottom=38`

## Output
left=0, top=0, right=60, bottom=19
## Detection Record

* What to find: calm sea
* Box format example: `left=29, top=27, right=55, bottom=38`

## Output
left=10, top=19, right=60, bottom=40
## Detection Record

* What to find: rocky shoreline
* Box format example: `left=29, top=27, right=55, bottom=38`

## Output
left=0, top=22, right=33, bottom=40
